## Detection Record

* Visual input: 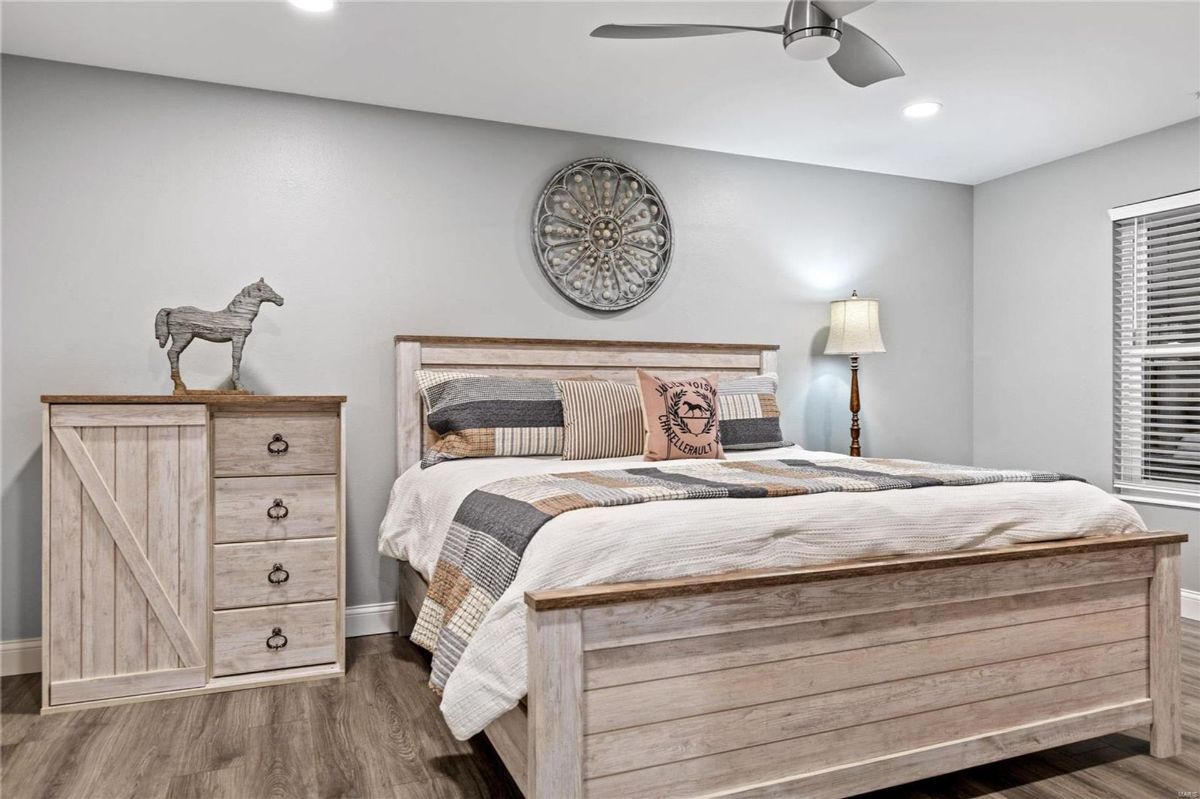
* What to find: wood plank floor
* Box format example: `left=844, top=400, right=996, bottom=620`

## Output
left=4, top=622, right=1200, bottom=798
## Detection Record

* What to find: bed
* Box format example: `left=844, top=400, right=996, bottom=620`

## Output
left=385, top=334, right=1185, bottom=799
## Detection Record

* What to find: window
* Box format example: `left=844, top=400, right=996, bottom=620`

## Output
left=1112, top=190, right=1200, bottom=506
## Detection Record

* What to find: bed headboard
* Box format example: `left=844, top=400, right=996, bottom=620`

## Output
left=393, top=335, right=779, bottom=473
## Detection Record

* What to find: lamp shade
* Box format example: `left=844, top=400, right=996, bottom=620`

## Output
left=824, top=291, right=886, bottom=355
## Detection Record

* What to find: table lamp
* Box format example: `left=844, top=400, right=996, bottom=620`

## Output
left=824, top=290, right=886, bottom=457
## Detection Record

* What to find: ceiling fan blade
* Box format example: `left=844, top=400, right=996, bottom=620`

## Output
left=590, top=23, right=783, bottom=39
left=811, top=0, right=876, bottom=20
left=827, top=22, right=904, bottom=87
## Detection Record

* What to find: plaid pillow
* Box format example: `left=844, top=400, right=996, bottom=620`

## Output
left=718, top=373, right=792, bottom=450
left=417, top=371, right=564, bottom=467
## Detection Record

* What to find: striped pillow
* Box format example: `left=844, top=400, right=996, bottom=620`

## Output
left=417, top=371, right=564, bottom=467
left=718, top=373, right=792, bottom=450
left=557, top=380, right=645, bottom=460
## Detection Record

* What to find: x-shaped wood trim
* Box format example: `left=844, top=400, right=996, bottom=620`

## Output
left=52, top=426, right=203, bottom=667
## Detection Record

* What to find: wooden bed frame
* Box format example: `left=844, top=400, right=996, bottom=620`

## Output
left=393, top=334, right=1186, bottom=799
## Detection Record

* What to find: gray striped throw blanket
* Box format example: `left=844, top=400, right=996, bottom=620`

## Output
left=411, top=457, right=1082, bottom=691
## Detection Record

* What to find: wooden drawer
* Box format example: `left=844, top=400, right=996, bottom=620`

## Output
left=212, top=414, right=338, bottom=477
left=214, top=475, right=338, bottom=543
left=212, top=601, right=337, bottom=676
left=213, top=538, right=337, bottom=609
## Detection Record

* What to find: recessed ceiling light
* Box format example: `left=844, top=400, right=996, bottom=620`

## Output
left=289, top=0, right=335, bottom=12
left=902, top=101, right=942, bottom=119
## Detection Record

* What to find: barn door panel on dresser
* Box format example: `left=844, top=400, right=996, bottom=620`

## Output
left=45, top=404, right=208, bottom=706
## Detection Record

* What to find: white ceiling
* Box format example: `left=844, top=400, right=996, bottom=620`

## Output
left=2, top=0, right=1198, bottom=184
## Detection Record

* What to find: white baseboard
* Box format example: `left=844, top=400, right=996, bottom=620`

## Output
left=344, top=601, right=400, bottom=638
left=1, top=601, right=402, bottom=677
left=1182, top=589, right=1200, bottom=621
left=0, top=638, right=41, bottom=677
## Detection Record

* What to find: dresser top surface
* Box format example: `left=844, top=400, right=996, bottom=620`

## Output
left=42, top=394, right=346, bottom=405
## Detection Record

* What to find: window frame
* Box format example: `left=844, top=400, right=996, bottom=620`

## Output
left=1110, top=189, right=1200, bottom=509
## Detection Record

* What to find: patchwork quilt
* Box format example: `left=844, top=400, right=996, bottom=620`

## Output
left=410, top=457, right=1082, bottom=691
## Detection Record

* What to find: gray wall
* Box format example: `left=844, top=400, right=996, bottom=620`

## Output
left=973, top=118, right=1200, bottom=588
left=0, top=57, right=975, bottom=640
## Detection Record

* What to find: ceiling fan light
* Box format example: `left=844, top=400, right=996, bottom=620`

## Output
left=784, top=28, right=842, bottom=60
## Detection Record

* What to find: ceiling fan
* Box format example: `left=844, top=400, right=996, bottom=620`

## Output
left=591, top=0, right=903, bottom=88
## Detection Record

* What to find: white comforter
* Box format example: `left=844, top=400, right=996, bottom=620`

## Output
left=377, top=445, right=1146, bottom=740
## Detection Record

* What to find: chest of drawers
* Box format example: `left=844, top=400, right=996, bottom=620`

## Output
left=40, top=395, right=346, bottom=712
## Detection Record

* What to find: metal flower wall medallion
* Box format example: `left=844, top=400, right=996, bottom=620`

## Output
left=533, top=157, right=673, bottom=311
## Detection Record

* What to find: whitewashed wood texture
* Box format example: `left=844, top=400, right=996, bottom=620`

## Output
left=517, top=538, right=1180, bottom=799
left=487, top=706, right=530, bottom=796
left=45, top=407, right=208, bottom=706
left=213, top=475, right=339, bottom=543
left=527, top=607, right=584, bottom=799
left=1151, top=541, right=1182, bottom=756
left=212, top=538, right=338, bottom=608
left=42, top=396, right=346, bottom=713
left=212, top=413, right=338, bottom=477
left=211, top=600, right=338, bottom=676
left=402, top=542, right=1174, bottom=799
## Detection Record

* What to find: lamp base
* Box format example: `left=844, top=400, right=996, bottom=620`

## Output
left=849, top=355, right=861, bottom=457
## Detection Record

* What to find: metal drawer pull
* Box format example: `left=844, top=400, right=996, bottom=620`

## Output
left=267, top=563, right=290, bottom=585
left=267, top=433, right=289, bottom=455
left=266, top=627, right=288, bottom=650
left=267, top=498, right=289, bottom=520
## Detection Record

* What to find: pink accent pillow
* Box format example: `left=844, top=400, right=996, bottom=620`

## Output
left=636, top=370, right=724, bottom=461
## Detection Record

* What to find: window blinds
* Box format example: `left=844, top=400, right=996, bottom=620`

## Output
left=1112, top=190, right=1200, bottom=503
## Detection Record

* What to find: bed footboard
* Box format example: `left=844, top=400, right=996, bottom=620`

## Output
left=523, top=533, right=1185, bottom=799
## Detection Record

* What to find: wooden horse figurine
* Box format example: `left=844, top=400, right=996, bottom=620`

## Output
left=155, top=278, right=284, bottom=394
